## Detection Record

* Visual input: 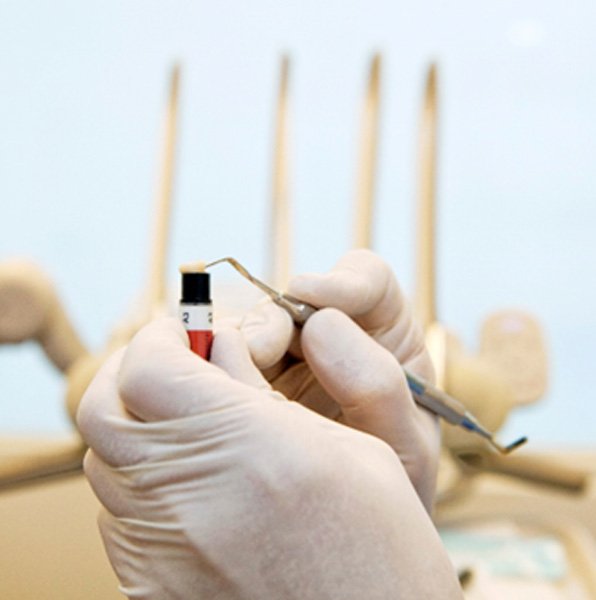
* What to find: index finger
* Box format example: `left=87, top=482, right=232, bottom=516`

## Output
left=287, top=249, right=407, bottom=332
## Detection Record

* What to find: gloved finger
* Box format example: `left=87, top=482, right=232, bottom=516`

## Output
left=77, top=347, right=152, bottom=467
left=83, top=450, right=138, bottom=519
left=118, top=317, right=267, bottom=422
left=214, top=314, right=243, bottom=330
left=96, top=509, right=195, bottom=597
left=302, top=308, right=417, bottom=430
left=210, top=327, right=271, bottom=391
left=301, top=308, right=439, bottom=510
left=95, top=509, right=145, bottom=594
left=287, top=249, right=406, bottom=332
left=289, top=249, right=431, bottom=371
left=263, top=360, right=341, bottom=419
left=240, top=297, right=294, bottom=369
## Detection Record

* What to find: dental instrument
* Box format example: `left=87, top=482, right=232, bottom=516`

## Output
left=204, top=257, right=527, bottom=455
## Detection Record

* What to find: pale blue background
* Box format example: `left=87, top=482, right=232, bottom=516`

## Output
left=1, top=1, right=594, bottom=446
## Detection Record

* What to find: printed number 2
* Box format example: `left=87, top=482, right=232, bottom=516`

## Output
left=182, top=312, right=189, bottom=324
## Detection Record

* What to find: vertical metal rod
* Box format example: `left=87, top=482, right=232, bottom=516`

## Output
left=414, top=62, right=438, bottom=331
left=147, top=63, right=181, bottom=317
left=353, top=53, right=382, bottom=249
left=269, top=55, right=291, bottom=290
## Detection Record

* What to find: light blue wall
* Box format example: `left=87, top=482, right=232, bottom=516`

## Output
left=1, top=1, right=595, bottom=445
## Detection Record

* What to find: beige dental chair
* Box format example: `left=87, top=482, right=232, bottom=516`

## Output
left=0, top=262, right=120, bottom=597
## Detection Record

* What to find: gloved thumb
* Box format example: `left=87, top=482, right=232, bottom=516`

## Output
left=118, top=318, right=269, bottom=422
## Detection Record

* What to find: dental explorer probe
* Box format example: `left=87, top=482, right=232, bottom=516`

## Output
left=202, top=257, right=527, bottom=455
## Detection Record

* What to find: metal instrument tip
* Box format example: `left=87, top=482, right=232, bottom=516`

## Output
left=488, top=435, right=528, bottom=455
left=503, top=436, right=528, bottom=454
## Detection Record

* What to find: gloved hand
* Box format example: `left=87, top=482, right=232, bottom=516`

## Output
left=242, top=249, right=440, bottom=509
left=78, top=317, right=461, bottom=599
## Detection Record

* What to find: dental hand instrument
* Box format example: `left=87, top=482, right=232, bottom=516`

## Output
left=204, top=257, right=527, bottom=455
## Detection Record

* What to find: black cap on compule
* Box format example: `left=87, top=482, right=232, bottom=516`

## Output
left=181, top=272, right=211, bottom=304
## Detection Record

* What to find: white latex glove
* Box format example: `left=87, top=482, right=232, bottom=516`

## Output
left=242, top=249, right=440, bottom=509
left=78, top=317, right=462, bottom=599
